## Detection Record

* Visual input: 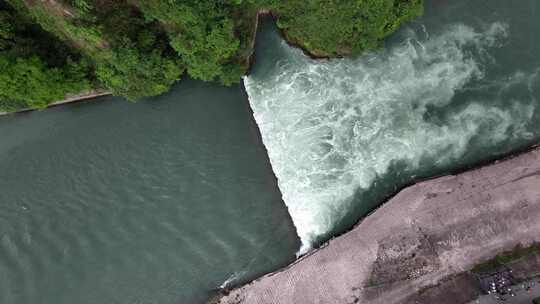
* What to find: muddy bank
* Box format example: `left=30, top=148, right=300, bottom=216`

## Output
left=215, top=148, right=540, bottom=304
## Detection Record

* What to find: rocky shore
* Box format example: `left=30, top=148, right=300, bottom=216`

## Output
left=215, top=148, right=540, bottom=304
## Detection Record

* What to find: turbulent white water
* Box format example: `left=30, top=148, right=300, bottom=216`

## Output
left=245, top=22, right=538, bottom=254
left=219, top=271, right=246, bottom=289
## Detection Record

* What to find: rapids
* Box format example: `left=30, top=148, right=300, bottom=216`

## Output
left=246, top=19, right=539, bottom=253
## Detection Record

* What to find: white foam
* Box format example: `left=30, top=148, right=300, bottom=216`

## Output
left=245, top=22, right=537, bottom=254
left=219, top=271, right=246, bottom=289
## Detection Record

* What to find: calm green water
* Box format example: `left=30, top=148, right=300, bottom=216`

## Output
left=0, top=81, right=299, bottom=304
left=247, top=0, right=540, bottom=252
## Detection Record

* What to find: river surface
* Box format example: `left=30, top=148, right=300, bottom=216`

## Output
left=0, top=81, right=299, bottom=304
left=247, top=0, right=540, bottom=253
left=0, top=1, right=540, bottom=304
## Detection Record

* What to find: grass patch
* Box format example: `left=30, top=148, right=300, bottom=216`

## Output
left=472, top=243, right=540, bottom=274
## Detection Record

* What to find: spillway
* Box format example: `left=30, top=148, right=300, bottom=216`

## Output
left=246, top=16, right=540, bottom=253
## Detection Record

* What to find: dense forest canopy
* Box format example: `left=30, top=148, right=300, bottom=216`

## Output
left=0, top=0, right=423, bottom=111
left=0, top=1, right=91, bottom=111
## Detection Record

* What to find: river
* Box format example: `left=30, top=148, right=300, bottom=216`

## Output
left=0, top=0, right=539, bottom=303
left=247, top=0, right=540, bottom=253
left=0, top=81, right=299, bottom=304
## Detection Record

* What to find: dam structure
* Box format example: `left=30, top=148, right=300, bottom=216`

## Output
left=245, top=5, right=540, bottom=254
left=216, top=148, right=540, bottom=304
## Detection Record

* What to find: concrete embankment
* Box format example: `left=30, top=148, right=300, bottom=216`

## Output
left=0, top=90, right=110, bottom=116
left=216, top=148, right=540, bottom=304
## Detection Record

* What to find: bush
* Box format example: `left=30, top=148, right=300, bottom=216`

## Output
left=0, top=1, right=92, bottom=110
left=267, top=0, right=423, bottom=56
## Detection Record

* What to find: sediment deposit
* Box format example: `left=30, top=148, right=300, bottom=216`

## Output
left=217, top=148, right=540, bottom=304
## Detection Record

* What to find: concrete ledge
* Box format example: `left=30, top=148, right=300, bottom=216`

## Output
left=0, top=90, right=111, bottom=116
left=216, top=148, right=540, bottom=304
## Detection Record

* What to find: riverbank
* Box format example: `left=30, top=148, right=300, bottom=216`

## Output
left=0, top=90, right=111, bottom=116
left=0, top=14, right=315, bottom=118
left=214, top=147, right=540, bottom=304
left=0, top=13, right=309, bottom=118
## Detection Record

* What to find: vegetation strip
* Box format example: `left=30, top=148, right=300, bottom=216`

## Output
left=0, top=0, right=423, bottom=111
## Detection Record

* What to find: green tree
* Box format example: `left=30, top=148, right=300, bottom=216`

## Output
left=0, top=56, right=90, bottom=109
left=268, top=0, right=423, bottom=56
left=136, top=0, right=243, bottom=83
left=0, top=0, right=423, bottom=110
left=0, top=11, right=14, bottom=40
left=0, top=2, right=92, bottom=110
left=95, top=42, right=184, bottom=100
